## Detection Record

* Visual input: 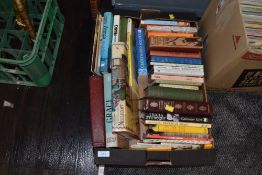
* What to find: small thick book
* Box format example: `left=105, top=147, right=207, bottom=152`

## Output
left=89, top=76, right=106, bottom=147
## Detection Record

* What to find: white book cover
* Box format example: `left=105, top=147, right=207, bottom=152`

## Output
left=153, top=65, right=204, bottom=77
left=112, top=15, right=121, bottom=43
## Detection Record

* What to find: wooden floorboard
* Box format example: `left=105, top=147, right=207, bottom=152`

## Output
left=0, top=0, right=97, bottom=174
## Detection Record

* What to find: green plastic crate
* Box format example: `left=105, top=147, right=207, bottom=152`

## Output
left=0, top=0, right=64, bottom=86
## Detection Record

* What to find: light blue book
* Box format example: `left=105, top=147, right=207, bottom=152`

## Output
left=100, top=12, right=113, bottom=73
left=141, top=19, right=180, bottom=26
left=150, top=56, right=202, bottom=65
left=103, top=73, right=114, bottom=147
left=135, top=28, right=148, bottom=76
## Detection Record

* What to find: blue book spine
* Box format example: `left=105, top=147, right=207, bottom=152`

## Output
left=142, top=19, right=179, bottom=26
left=135, top=28, right=148, bottom=76
left=150, top=56, right=202, bottom=65
left=103, top=73, right=113, bottom=146
left=100, top=12, right=113, bottom=73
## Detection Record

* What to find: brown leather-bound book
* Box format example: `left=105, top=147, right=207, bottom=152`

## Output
left=89, top=76, right=106, bottom=147
left=148, top=36, right=203, bottom=52
left=141, top=98, right=213, bottom=116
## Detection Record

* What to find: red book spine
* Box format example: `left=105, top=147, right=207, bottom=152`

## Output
left=142, top=98, right=213, bottom=116
left=89, top=76, right=106, bottom=147
left=147, top=134, right=214, bottom=142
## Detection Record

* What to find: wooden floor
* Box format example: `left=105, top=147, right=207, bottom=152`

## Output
left=0, top=0, right=98, bottom=174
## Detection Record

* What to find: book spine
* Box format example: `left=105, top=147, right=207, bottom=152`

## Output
left=147, top=25, right=198, bottom=33
left=103, top=73, right=120, bottom=147
left=91, top=14, right=101, bottom=74
left=147, top=31, right=194, bottom=38
left=100, top=12, right=113, bottom=73
left=145, top=120, right=212, bottom=128
left=151, top=79, right=203, bottom=86
left=142, top=98, right=212, bottom=116
left=89, top=76, right=106, bottom=147
left=158, top=84, right=199, bottom=90
left=150, top=56, right=202, bottom=65
left=146, top=134, right=214, bottom=142
left=131, top=143, right=213, bottom=150
left=135, top=28, right=148, bottom=76
left=153, top=63, right=203, bottom=70
left=144, top=139, right=212, bottom=145
left=119, top=17, right=128, bottom=42
left=151, top=74, right=204, bottom=83
left=140, top=19, right=191, bottom=26
left=148, top=36, right=203, bottom=51
left=152, top=125, right=209, bottom=134
left=152, top=65, right=204, bottom=77
left=95, top=17, right=104, bottom=75
left=145, top=86, right=204, bottom=102
left=127, top=18, right=139, bottom=99
left=149, top=50, right=201, bottom=58
left=112, top=15, right=121, bottom=43
left=144, top=113, right=212, bottom=123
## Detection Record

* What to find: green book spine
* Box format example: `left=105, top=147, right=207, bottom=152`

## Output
left=120, top=17, right=128, bottom=42
left=145, top=86, right=204, bottom=102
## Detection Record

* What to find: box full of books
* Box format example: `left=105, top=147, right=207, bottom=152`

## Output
left=89, top=2, right=216, bottom=166
left=199, top=0, right=262, bottom=92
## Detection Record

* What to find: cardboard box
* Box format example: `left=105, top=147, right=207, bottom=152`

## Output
left=89, top=0, right=216, bottom=167
left=199, top=0, right=262, bottom=92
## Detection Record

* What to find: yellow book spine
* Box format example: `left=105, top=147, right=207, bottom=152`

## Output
left=244, top=23, right=262, bottom=29
left=152, top=125, right=209, bottom=134
left=127, top=18, right=139, bottom=98
left=145, top=120, right=212, bottom=128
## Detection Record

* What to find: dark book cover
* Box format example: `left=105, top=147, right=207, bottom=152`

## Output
left=89, top=76, right=106, bottom=147
left=144, top=86, right=204, bottom=102
left=141, top=98, right=213, bottom=116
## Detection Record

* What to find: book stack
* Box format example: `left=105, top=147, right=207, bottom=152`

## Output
left=130, top=18, right=215, bottom=151
left=90, top=12, right=141, bottom=148
left=90, top=11, right=215, bottom=151
left=240, top=0, right=262, bottom=55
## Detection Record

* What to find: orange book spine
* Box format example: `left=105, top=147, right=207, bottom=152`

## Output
left=147, top=31, right=194, bottom=38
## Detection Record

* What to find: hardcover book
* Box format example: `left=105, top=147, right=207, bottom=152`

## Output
left=144, top=86, right=204, bottom=102
left=141, top=98, right=212, bottom=116
left=89, top=76, right=106, bottom=147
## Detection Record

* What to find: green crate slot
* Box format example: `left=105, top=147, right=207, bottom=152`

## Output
left=0, top=0, right=64, bottom=86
